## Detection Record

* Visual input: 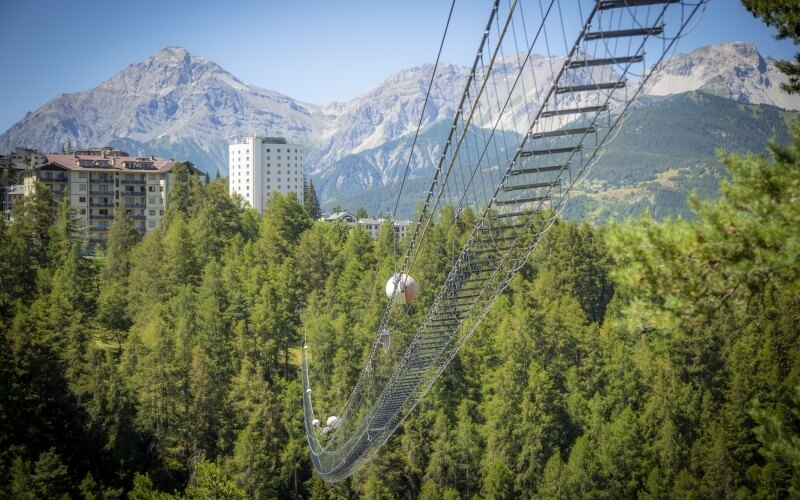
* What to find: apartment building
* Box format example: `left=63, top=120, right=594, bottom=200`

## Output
left=23, top=148, right=200, bottom=247
left=322, top=211, right=415, bottom=240
left=1, top=147, right=47, bottom=171
left=2, top=184, right=24, bottom=222
left=229, top=136, right=304, bottom=214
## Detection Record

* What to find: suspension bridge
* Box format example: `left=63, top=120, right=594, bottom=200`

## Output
left=303, top=0, right=708, bottom=483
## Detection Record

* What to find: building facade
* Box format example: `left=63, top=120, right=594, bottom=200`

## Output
left=322, top=211, right=415, bottom=240
left=2, top=185, right=24, bottom=223
left=1, top=147, right=47, bottom=172
left=228, top=136, right=304, bottom=214
left=22, top=148, right=199, bottom=247
left=1, top=148, right=46, bottom=222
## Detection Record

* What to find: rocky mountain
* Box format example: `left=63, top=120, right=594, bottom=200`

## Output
left=1, top=43, right=798, bottom=209
left=0, top=47, right=331, bottom=168
left=645, top=42, right=799, bottom=110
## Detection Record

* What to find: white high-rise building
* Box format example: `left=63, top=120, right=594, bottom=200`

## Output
left=228, top=136, right=304, bottom=214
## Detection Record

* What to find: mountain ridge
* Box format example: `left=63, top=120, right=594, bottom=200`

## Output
left=2, top=42, right=798, bottom=208
left=645, top=42, right=797, bottom=109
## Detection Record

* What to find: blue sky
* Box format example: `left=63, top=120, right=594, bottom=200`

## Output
left=0, top=0, right=796, bottom=134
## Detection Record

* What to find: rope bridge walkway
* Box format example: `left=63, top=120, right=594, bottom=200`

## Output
left=303, top=0, right=708, bottom=483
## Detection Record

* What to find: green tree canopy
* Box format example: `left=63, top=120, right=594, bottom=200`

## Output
left=743, top=0, right=800, bottom=93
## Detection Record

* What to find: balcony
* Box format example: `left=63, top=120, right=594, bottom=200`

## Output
left=129, top=214, right=146, bottom=220
left=121, top=201, right=146, bottom=208
left=41, top=175, right=68, bottom=182
left=89, top=214, right=114, bottom=220
left=120, top=178, right=146, bottom=185
left=120, top=191, right=146, bottom=197
left=89, top=226, right=110, bottom=232
left=89, top=176, right=114, bottom=183
left=89, top=189, right=115, bottom=195
left=89, top=201, right=114, bottom=208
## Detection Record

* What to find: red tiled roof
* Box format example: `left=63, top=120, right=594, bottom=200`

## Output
left=41, top=153, right=187, bottom=173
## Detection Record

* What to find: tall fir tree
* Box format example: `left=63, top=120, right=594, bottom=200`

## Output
left=303, top=180, right=322, bottom=220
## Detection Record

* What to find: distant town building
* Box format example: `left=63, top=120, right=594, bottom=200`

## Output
left=1, top=147, right=47, bottom=172
left=323, top=211, right=357, bottom=224
left=228, top=136, right=304, bottom=214
left=2, top=184, right=24, bottom=223
left=22, top=147, right=201, bottom=248
left=322, top=211, right=414, bottom=240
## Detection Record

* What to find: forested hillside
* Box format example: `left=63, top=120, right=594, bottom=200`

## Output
left=559, top=91, right=797, bottom=223
left=1, top=120, right=798, bottom=498
left=327, top=91, right=798, bottom=222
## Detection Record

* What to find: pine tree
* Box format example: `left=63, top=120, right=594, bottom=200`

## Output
left=188, top=178, right=244, bottom=264
left=228, top=360, right=284, bottom=499
left=10, top=181, right=55, bottom=269
left=103, top=208, right=141, bottom=282
left=48, top=190, right=83, bottom=265
left=185, top=460, right=246, bottom=499
left=304, top=180, right=322, bottom=220
left=96, top=209, right=140, bottom=350
left=164, top=162, right=202, bottom=222
left=256, top=192, right=312, bottom=267
left=483, top=459, right=514, bottom=500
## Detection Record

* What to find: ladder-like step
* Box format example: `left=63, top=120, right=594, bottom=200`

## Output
left=585, top=26, right=663, bottom=40
left=490, top=208, right=543, bottom=219
left=473, top=244, right=517, bottom=254
left=480, top=221, right=531, bottom=231
left=510, top=164, right=566, bottom=176
left=427, top=317, right=459, bottom=325
left=531, top=126, right=595, bottom=138
left=496, top=194, right=551, bottom=206
left=504, top=180, right=561, bottom=192
left=556, top=82, right=625, bottom=94
left=599, top=0, right=679, bottom=10
left=568, top=55, right=643, bottom=68
left=520, top=146, right=581, bottom=157
left=542, top=105, right=607, bottom=117
left=465, top=257, right=501, bottom=267
left=472, top=235, right=518, bottom=244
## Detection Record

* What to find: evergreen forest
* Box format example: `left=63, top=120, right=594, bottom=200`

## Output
left=0, top=112, right=799, bottom=498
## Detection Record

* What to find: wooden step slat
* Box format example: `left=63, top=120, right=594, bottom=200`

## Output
left=585, top=26, right=663, bottom=40
left=510, top=164, right=566, bottom=176
left=568, top=54, right=643, bottom=68
left=496, top=194, right=551, bottom=207
left=490, top=208, right=543, bottom=219
left=541, top=105, right=607, bottom=117
left=472, top=236, right=518, bottom=244
left=479, top=221, right=531, bottom=231
left=599, top=0, right=679, bottom=10
left=520, top=146, right=581, bottom=157
left=504, top=180, right=561, bottom=192
left=556, top=81, right=625, bottom=94
left=531, top=126, right=595, bottom=138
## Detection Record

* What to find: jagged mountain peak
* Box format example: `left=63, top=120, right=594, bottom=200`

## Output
left=97, top=46, right=240, bottom=96
left=0, top=46, right=326, bottom=161
left=313, top=62, right=469, bottom=161
left=644, top=42, right=799, bottom=110
left=153, top=45, right=193, bottom=62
